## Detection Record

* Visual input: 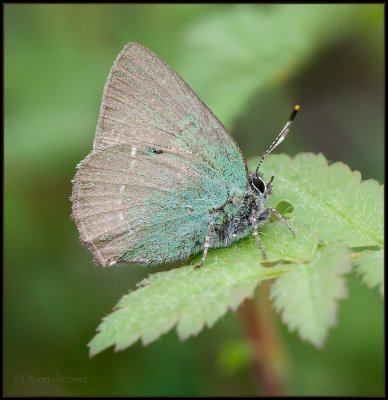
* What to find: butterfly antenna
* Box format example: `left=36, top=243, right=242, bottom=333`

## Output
left=255, top=105, right=301, bottom=177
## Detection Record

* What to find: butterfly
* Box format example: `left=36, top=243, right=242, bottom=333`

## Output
left=71, top=43, right=298, bottom=269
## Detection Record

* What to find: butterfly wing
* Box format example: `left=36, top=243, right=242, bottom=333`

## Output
left=93, top=43, right=248, bottom=189
left=72, top=145, right=229, bottom=267
left=72, top=43, right=249, bottom=266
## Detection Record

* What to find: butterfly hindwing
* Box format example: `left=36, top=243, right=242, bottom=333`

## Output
left=72, top=145, right=229, bottom=266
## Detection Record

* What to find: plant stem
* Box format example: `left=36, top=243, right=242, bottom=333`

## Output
left=239, top=283, right=289, bottom=396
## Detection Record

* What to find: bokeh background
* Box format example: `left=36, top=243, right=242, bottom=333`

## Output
left=4, top=4, right=384, bottom=396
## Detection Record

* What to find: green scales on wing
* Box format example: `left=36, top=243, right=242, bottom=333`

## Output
left=72, top=44, right=248, bottom=267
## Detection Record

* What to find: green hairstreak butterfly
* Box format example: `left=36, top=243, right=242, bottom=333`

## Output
left=71, top=43, right=299, bottom=268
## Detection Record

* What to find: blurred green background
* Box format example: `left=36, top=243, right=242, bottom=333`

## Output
left=4, top=4, right=383, bottom=396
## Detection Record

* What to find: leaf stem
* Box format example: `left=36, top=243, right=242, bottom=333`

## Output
left=239, top=283, right=289, bottom=396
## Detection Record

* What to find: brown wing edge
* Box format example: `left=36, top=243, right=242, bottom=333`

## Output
left=71, top=150, right=117, bottom=268
left=93, top=42, right=136, bottom=151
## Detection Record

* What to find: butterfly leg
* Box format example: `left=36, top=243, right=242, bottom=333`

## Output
left=194, top=222, right=214, bottom=270
left=250, top=217, right=267, bottom=260
left=260, top=207, right=296, bottom=238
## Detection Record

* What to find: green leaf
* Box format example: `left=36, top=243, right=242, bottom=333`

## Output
left=90, top=153, right=383, bottom=355
left=250, top=153, right=384, bottom=249
left=353, top=250, right=384, bottom=296
left=89, top=223, right=316, bottom=356
left=270, top=243, right=351, bottom=348
left=88, top=262, right=283, bottom=355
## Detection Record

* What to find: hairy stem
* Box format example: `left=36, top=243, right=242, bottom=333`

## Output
left=239, top=283, right=289, bottom=396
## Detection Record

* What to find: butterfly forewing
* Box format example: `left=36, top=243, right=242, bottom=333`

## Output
left=94, top=43, right=247, bottom=186
left=72, top=43, right=249, bottom=266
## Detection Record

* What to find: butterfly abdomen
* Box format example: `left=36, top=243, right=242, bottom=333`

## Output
left=206, top=187, right=258, bottom=249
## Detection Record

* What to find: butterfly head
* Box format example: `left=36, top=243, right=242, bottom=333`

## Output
left=249, top=173, right=274, bottom=203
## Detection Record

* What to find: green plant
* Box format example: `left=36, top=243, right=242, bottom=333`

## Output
left=89, top=153, right=383, bottom=356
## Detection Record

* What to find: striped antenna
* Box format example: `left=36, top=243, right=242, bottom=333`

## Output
left=255, top=105, right=300, bottom=177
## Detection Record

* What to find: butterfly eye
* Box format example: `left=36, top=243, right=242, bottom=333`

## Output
left=251, top=176, right=266, bottom=194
